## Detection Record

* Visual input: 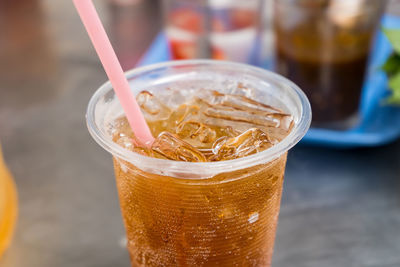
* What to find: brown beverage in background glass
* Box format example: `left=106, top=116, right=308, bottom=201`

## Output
left=86, top=60, right=311, bottom=266
left=274, top=0, right=386, bottom=126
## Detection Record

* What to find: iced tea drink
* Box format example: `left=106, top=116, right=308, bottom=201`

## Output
left=87, top=60, right=311, bottom=266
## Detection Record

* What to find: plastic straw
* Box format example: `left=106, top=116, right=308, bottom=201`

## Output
left=73, top=0, right=154, bottom=145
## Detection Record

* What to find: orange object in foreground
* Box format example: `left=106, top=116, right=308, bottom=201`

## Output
left=0, top=144, right=18, bottom=258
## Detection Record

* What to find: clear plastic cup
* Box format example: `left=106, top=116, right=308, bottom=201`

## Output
left=86, top=60, right=311, bottom=266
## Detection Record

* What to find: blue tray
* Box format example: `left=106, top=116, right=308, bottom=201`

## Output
left=137, top=15, right=400, bottom=148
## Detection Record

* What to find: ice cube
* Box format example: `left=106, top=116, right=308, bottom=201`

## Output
left=212, top=128, right=273, bottom=160
left=170, top=104, right=201, bottom=126
left=176, top=120, right=202, bottom=138
left=196, top=90, right=293, bottom=142
left=112, top=117, right=133, bottom=139
left=204, top=106, right=280, bottom=128
left=258, top=125, right=292, bottom=143
left=199, top=149, right=216, bottom=161
left=220, top=126, right=241, bottom=138
left=198, top=90, right=285, bottom=114
left=197, top=124, right=217, bottom=143
left=160, top=87, right=192, bottom=108
left=197, top=90, right=293, bottom=133
left=116, top=136, right=135, bottom=150
left=136, top=91, right=171, bottom=121
left=227, top=82, right=256, bottom=97
left=151, top=132, right=207, bottom=162
left=220, top=93, right=283, bottom=114
left=176, top=121, right=217, bottom=145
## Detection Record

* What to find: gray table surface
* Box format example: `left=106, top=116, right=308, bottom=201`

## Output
left=0, top=1, right=399, bottom=267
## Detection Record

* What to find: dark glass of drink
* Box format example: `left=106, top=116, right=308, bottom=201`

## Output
left=274, top=0, right=386, bottom=127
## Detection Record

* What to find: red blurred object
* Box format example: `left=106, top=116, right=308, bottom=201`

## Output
left=169, top=40, right=225, bottom=60
left=231, top=9, right=257, bottom=29
left=168, top=8, right=227, bottom=60
left=169, top=40, right=196, bottom=59
left=170, top=8, right=203, bottom=33
left=164, top=0, right=262, bottom=63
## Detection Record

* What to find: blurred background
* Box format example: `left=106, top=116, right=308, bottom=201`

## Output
left=0, top=0, right=400, bottom=266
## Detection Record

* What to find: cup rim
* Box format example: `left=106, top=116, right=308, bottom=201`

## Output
left=86, top=60, right=311, bottom=178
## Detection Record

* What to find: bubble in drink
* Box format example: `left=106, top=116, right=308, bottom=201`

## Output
left=211, top=128, right=273, bottom=161
left=151, top=132, right=207, bottom=162
left=137, top=91, right=171, bottom=121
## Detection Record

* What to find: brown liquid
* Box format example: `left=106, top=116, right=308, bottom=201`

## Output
left=274, top=4, right=378, bottom=124
left=111, top=87, right=292, bottom=266
left=276, top=48, right=369, bottom=123
left=114, top=154, right=286, bottom=266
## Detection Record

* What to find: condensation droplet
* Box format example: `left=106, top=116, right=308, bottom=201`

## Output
left=120, top=162, right=128, bottom=173
left=248, top=212, right=259, bottom=224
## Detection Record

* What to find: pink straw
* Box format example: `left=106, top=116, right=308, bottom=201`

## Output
left=73, top=0, right=154, bottom=146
